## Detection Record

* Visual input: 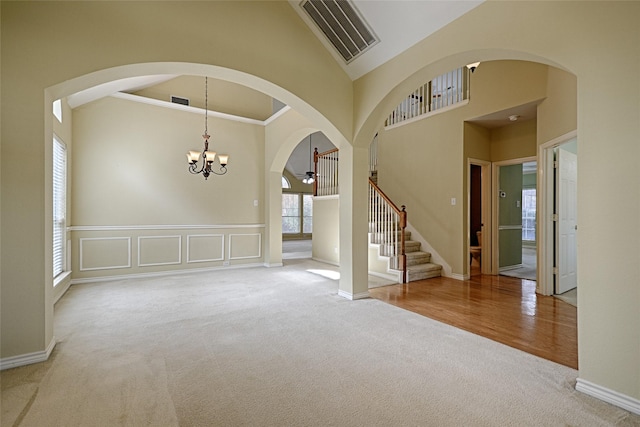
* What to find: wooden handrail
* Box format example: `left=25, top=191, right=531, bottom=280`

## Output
left=369, top=178, right=407, bottom=283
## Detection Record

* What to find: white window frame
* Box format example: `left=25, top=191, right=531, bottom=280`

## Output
left=53, top=136, right=67, bottom=281
left=282, top=193, right=313, bottom=236
left=522, top=187, right=536, bottom=242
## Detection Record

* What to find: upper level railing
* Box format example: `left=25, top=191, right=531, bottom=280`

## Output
left=313, top=147, right=339, bottom=196
left=385, top=66, right=469, bottom=127
left=369, top=178, right=407, bottom=283
left=369, top=133, right=378, bottom=182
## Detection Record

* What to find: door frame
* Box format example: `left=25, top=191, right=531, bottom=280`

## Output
left=468, top=158, right=492, bottom=275
left=491, top=156, right=536, bottom=275
left=537, top=130, right=577, bottom=295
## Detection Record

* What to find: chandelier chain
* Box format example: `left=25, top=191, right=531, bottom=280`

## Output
left=204, top=77, right=208, bottom=136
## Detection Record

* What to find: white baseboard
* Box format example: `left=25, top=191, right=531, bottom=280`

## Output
left=1, top=336, right=56, bottom=371
left=311, top=257, right=339, bottom=267
left=576, top=378, right=640, bottom=415
left=338, top=290, right=370, bottom=300
left=368, top=270, right=400, bottom=283
left=70, top=263, right=265, bottom=285
left=445, top=272, right=467, bottom=281
left=264, top=262, right=284, bottom=268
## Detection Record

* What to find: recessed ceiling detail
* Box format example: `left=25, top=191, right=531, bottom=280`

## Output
left=300, top=0, right=378, bottom=63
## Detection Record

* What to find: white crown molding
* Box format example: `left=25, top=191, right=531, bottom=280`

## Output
left=111, top=92, right=286, bottom=126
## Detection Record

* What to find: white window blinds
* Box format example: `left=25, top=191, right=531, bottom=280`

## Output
left=53, top=137, right=67, bottom=278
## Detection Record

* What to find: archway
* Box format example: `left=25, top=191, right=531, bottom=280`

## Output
left=45, top=62, right=359, bottom=298
left=355, top=56, right=578, bottom=367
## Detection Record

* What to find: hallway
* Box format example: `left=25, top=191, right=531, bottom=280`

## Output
left=369, top=274, right=577, bottom=369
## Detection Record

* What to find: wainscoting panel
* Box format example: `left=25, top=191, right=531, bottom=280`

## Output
left=138, top=236, right=182, bottom=267
left=187, top=234, right=224, bottom=263
left=80, top=237, right=131, bottom=271
left=229, top=233, right=262, bottom=260
left=70, top=225, right=264, bottom=282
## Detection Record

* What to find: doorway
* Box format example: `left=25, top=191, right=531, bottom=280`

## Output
left=468, top=159, right=491, bottom=276
left=492, top=158, right=537, bottom=281
left=538, top=131, right=578, bottom=298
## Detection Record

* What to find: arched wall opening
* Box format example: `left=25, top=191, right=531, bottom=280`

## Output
left=355, top=53, right=579, bottom=370
left=44, top=62, right=352, bottom=288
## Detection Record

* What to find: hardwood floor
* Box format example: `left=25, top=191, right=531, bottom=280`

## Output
left=369, top=273, right=578, bottom=369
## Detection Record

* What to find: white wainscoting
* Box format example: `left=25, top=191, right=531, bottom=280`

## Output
left=229, top=233, right=262, bottom=260
left=79, top=237, right=131, bottom=271
left=138, top=235, right=182, bottom=267
left=187, top=234, right=225, bottom=263
left=70, top=225, right=264, bottom=282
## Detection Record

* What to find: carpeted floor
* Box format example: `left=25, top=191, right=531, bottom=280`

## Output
left=555, top=288, right=578, bottom=307
left=2, top=259, right=637, bottom=426
left=282, top=239, right=312, bottom=260
left=500, top=246, right=537, bottom=281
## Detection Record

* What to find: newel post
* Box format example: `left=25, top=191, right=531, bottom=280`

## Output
left=400, top=205, right=407, bottom=283
left=313, top=147, right=318, bottom=196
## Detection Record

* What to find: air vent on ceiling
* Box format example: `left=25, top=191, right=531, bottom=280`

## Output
left=171, top=95, right=190, bottom=106
left=301, top=0, right=378, bottom=64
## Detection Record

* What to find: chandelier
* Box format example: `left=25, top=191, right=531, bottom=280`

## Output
left=186, top=77, right=229, bottom=180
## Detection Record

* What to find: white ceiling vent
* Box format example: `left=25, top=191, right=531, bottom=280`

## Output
left=301, top=0, right=378, bottom=63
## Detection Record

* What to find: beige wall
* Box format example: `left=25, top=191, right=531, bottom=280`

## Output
left=312, top=196, right=339, bottom=266
left=73, top=97, right=264, bottom=226
left=491, top=119, right=537, bottom=162
left=69, top=96, right=266, bottom=280
left=356, top=1, right=639, bottom=403
left=377, top=61, right=548, bottom=276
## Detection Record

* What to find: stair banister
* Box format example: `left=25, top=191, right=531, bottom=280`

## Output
left=314, top=147, right=339, bottom=196
left=369, top=178, right=407, bottom=283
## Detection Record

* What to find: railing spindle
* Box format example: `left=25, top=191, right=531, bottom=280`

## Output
left=369, top=178, right=407, bottom=283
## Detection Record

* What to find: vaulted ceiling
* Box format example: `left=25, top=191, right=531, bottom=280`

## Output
left=67, top=1, right=488, bottom=180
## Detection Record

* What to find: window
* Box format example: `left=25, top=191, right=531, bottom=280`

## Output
left=282, top=176, right=291, bottom=189
left=282, top=193, right=313, bottom=235
left=53, top=136, right=67, bottom=279
left=53, top=99, right=62, bottom=123
left=522, top=188, right=536, bottom=241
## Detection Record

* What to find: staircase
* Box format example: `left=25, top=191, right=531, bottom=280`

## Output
left=368, top=178, right=442, bottom=283
left=402, top=236, right=442, bottom=281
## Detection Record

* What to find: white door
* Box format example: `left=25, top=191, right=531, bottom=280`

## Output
left=556, top=148, right=577, bottom=294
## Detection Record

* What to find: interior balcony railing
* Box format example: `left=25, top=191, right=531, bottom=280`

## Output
left=369, top=179, right=407, bottom=283
left=313, top=147, right=339, bottom=196
left=385, top=66, right=469, bottom=127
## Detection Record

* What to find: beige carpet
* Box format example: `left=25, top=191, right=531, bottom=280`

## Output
left=282, top=239, right=312, bottom=260
left=555, top=288, right=578, bottom=307
left=2, top=259, right=638, bottom=426
left=499, top=247, right=537, bottom=281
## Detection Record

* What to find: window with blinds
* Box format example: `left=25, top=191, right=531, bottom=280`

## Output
left=53, top=136, right=67, bottom=279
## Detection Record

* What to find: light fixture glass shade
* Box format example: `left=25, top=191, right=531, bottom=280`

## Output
left=302, top=172, right=314, bottom=184
left=217, top=154, right=229, bottom=166
left=205, top=151, right=216, bottom=163
left=188, top=151, right=201, bottom=163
